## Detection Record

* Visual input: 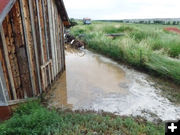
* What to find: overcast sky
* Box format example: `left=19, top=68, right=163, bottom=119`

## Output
left=63, top=0, right=180, bottom=20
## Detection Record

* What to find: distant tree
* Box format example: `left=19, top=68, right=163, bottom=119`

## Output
left=167, top=21, right=171, bottom=25
left=163, top=21, right=167, bottom=25
left=154, top=20, right=163, bottom=24
left=173, top=21, right=177, bottom=25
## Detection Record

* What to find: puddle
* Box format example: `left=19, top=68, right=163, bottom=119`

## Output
left=47, top=47, right=180, bottom=121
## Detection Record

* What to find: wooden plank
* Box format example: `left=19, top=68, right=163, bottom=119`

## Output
left=57, top=14, right=62, bottom=73
left=52, top=1, right=58, bottom=76
left=44, top=0, right=53, bottom=84
left=0, top=61, right=8, bottom=105
left=58, top=10, right=63, bottom=73
left=0, top=28, right=12, bottom=100
left=32, top=0, right=42, bottom=66
left=28, top=0, right=42, bottom=94
left=10, top=1, right=32, bottom=98
left=48, top=64, right=52, bottom=83
left=47, top=0, right=55, bottom=80
left=58, top=15, right=62, bottom=72
left=43, top=0, right=53, bottom=85
left=61, top=21, right=66, bottom=70
left=42, top=0, right=50, bottom=60
left=0, top=25, right=17, bottom=100
left=2, top=15, right=23, bottom=98
left=41, top=68, right=46, bottom=90
left=2, top=16, right=22, bottom=99
left=36, top=0, right=45, bottom=64
left=58, top=15, right=63, bottom=72
left=60, top=17, right=66, bottom=70
left=36, top=0, right=48, bottom=91
left=54, top=7, right=59, bottom=73
left=41, top=60, right=52, bottom=69
left=38, top=0, right=47, bottom=63
left=8, top=97, right=38, bottom=106
left=19, top=0, right=36, bottom=97
left=51, top=1, right=56, bottom=76
left=32, top=0, right=46, bottom=92
left=44, top=0, right=52, bottom=61
left=58, top=15, right=64, bottom=72
left=40, top=60, right=52, bottom=89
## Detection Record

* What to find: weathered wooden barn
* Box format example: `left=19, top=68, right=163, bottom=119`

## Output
left=0, top=0, right=69, bottom=120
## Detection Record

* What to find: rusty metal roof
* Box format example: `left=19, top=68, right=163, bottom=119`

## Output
left=0, top=0, right=70, bottom=26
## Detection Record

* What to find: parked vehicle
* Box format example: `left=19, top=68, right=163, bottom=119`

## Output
left=83, top=18, right=91, bottom=25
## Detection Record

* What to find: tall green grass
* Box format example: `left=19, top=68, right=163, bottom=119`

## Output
left=146, top=55, right=180, bottom=83
left=0, top=101, right=164, bottom=135
left=70, top=23, right=180, bottom=83
left=102, top=25, right=134, bottom=33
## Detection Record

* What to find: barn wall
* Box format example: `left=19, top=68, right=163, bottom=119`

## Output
left=0, top=0, right=66, bottom=105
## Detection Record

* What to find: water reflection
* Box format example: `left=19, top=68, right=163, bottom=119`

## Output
left=47, top=72, right=72, bottom=109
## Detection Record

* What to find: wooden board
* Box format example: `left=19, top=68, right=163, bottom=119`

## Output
left=37, top=0, right=47, bottom=63
left=28, top=0, right=42, bottom=94
left=9, top=1, right=32, bottom=98
left=0, top=31, right=12, bottom=99
left=19, top=0, right=38, bottom=97
left=2, top=15, right=22, bottom=99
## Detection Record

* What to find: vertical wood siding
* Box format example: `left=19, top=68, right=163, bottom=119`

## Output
left=0, top=0, right=66, bottom=103
left=0, top=32, right=12, bottom=99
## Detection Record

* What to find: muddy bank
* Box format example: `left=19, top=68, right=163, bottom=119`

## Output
left=47, top=46, right=180, bottom=121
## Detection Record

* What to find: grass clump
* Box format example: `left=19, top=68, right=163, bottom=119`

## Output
left=145, top=54, right=180, bottom=83
left=0, top=101, right=62, bottom=135
left=129, top=30, right=158, bottom=42
left=0, top=101, right=164, bottom=135
left=103, top=25, right=134, bottom=33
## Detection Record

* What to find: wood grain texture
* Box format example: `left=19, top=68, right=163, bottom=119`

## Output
left=2, top=15, right=22, bottom=99
left=19, top=0, right=38, bottom=97
left=0, top=33, right=12, bottom=100
left=10, top=1, right=32, bottom=98
left=0, top=0, right=66, bottom=103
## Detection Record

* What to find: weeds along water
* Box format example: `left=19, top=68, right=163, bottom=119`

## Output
left=70, top=22, right=180, bottom=84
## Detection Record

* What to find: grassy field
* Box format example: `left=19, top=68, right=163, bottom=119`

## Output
left=0, top=101, right=164, bottom=135
left=70, top=22, right=180, bottom=84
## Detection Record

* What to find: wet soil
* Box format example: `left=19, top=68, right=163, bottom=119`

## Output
left=47, top=46, right=180, bottom=121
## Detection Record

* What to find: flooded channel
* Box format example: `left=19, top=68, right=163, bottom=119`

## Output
left=47, top=47, right=180, bottom=121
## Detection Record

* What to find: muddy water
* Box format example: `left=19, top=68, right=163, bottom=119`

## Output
left=48, top=47, right=180, bottom=121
